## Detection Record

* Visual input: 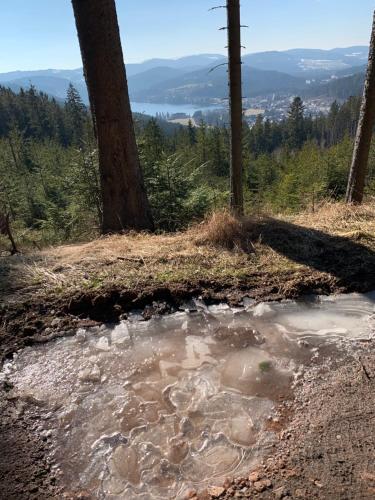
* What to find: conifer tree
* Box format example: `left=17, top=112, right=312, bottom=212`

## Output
left=65, top=83, right=86, bottom=146
left=286, top=97, right=305, bottom=150
left=71, top=0, right=154, bottom=233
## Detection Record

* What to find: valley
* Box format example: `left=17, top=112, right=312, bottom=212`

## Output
left=0, top=46, right=367, bottom=123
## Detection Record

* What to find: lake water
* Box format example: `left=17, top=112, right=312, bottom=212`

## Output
left=131, top=101, right=223, bottom=117
left=3, top=292, right=375, bottom=499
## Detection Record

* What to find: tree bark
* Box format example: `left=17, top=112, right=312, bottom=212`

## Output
left=346, top=10, right=375, bottom=204
left=71, top=0, right=154, bottom=232
left=227, top=0, right=244, bottom=216
left=0, top=214, right=18, bottom=255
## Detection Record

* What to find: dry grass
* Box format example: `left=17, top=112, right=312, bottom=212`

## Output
left=291, top=199, right=375, bottom=234
left=193, top=211, right=255, bottom=251
left=1, top=201, right=375, bottom=304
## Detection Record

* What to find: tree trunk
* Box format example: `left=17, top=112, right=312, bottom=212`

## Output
left=71, top=0, right=154, bottom=233
left=346, top=11, right=375, bottom=204
left=227, top=0, right=244, bottom=216
left=0, top=214, right=18, bottom=255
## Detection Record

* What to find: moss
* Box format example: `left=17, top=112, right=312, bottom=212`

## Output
left=259, top=361, right=272, bottom=373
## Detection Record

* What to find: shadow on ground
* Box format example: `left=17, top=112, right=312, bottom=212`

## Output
left=250, top=217, right=375, bottom=290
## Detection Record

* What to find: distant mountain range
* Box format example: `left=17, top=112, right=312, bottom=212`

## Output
left=0, top=47, right=368, bottom=106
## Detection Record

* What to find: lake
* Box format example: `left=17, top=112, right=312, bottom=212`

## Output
left=130, top=101, right=223, bottom=117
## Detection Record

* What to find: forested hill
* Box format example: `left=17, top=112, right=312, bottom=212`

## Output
left=129, top=65, right=308, bottom=103
left=1, top=81, right=372, bottom=247
left=304, top=71, right=366, bottom=100
left=0, top=85, right=177, bottom=145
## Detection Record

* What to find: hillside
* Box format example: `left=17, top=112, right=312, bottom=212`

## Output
left=242, top=46, right=367, bottom=76
left=130, top=65, right=308, bottom=104
left=304, top=71, right=365, bottom=99
left=0, top=46, right=368, bottom=105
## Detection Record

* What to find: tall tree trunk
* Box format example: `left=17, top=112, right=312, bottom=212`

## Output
left=227, top=0, right=244, bottom=216
left=346, top=11, right=375, bottom=204
left=71, top=0, right=154, bottom=233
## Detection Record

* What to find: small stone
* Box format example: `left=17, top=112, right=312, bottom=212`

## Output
left=248, top=471, right=261, bottom=482
left=254, top=479, right=272, bottom=492
left=274, top=486, right=289, bottom=499
left=207, top=486, right=225, bottom=497
left=51, top=318, right=62, bottom=327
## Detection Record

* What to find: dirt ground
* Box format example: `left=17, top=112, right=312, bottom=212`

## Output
left=0, top=203, right=375, bottom=499
left=196, top=347, right=375, bottom=500
left=0, top=391, right=61, bottom=500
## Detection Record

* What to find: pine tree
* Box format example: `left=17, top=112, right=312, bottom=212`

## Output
left=187, top=119, right=197, bottom=146
left=71, top=0, right=154, bottom=233
left=286, top=97, right=306, bottom=150
left=65, top=83, right=87, bottom=146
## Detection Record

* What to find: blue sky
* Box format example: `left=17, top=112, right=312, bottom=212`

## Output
left=1, top=0, right=374, bottom=72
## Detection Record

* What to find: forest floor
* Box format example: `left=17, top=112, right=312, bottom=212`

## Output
left=1, top=201, right=375, bottom=499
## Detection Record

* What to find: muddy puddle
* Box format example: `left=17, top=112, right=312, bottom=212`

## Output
left=2, top=292, right=375, bottom=499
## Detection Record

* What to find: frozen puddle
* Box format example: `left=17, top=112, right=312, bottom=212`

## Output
left=3, top=292, right=375, bottom=499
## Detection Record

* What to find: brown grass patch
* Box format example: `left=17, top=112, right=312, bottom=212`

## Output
left=1, top=201, right=375, bottom=305
left=193, top=211, right=255, bottom=252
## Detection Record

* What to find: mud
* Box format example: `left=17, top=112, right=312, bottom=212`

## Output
left=0, top=267, right=362, bottom=364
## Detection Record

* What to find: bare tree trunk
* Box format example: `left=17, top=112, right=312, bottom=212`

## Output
left=71, top=0, right=154, bottom=233
left=227, top=0, right=244, bottom=216
left=0, top=214, right=18, bottom=255
left=346, top=11, right=375, bottom=204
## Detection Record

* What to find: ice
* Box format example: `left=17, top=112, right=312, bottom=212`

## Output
left=78, top=364, right=101, bottom=383
left=110, top=445, right=141, bottom=485
left=3, top=291, right=374, bottom=499
left=111, top=322, right=131, bottom=346
left=95, top=336, right=110, bottom=351
left=252, top=303, right=275, bottom=317
left=181, top=335, right=217, bottom=370
left=220, top=347, right=292, bottom=398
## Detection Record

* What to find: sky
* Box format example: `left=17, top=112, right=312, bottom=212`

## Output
left=0, top=0, right=374, bottom=72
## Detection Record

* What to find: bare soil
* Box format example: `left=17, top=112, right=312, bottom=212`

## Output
left=196, top=347, right=375, bottom=500
left=0, top=203, right=375, bottom=499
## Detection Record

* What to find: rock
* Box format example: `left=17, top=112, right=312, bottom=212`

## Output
left=273, top=486, right=289, bottom=499
left=51, top=318, right=62, bottom=327
left=207, top=486, right=225, bottom=497
left=248, top=471, right=261, bottom=482
left=254, top=479, right=272, bottom=492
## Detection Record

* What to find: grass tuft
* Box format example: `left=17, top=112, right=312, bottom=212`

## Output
left=193, top=210, right=255, bottom=252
